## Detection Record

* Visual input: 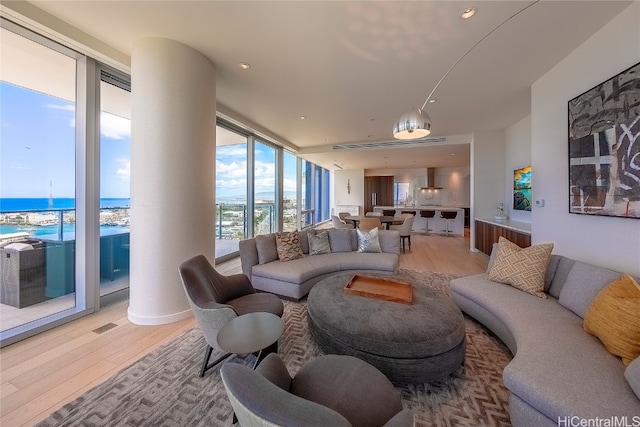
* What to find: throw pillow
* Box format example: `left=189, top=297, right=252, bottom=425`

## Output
left=356, top=227, right=382, bottom=253
left=326, top=228, right=352, bottom=252
left=625, top=356, right=640, bottom=400
left=487, top=236, right=554, bottom=298
left=583, top=273, right=640, bottom=365
left=275, top=231, right=304, bottom=262
left=256, top=234, right=278, bottom=265
left=308, top=231, right=331, bottom=255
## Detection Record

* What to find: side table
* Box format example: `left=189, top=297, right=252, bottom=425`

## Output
left=217, top=312, right=285, bottom=369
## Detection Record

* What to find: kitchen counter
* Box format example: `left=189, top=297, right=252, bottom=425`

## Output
left=373, top=206, right=465, bottom=236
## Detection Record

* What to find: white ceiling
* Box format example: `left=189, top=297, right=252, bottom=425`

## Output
left=17, top=0, right=633, bottom=170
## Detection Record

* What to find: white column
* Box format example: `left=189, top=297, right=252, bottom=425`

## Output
left=128, top=38, right=216, bottom=325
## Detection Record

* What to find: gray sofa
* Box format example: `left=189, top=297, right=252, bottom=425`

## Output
left=239, top=228, right=400, bottom=300
left=450, top=252, right=640, bottom=426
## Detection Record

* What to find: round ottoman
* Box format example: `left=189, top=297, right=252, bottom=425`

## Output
left=307, top=272, right=465, bottom=384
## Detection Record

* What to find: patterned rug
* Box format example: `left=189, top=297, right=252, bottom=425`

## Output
left=36, top=270, right=513, bottom=427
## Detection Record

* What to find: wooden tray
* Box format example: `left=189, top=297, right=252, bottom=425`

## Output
left=344, top=275, right=413, bottom=304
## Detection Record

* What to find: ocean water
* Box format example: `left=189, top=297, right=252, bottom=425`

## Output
left=0, top=198, right=130, bottom=238
left=0, top=198, right=130, bottom=212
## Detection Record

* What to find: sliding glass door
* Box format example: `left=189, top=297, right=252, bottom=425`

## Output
left=215, top=125, right=248, bottom=260
left=99, top=72, right=131, bottom=300
left=0, top=22, right=81, bottom=340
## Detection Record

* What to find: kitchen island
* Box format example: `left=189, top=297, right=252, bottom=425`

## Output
left=373, top=206, right=465, bottom=236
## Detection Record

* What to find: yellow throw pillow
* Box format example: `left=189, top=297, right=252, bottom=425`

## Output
left=487, top=236, right=554, bottom=298
left=583, top=273, right=640, bottom=365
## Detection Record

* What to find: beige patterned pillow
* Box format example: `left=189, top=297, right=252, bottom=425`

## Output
left=275, top=231, right=304, bottom=262
left=487, top=237, right=554, bottom=298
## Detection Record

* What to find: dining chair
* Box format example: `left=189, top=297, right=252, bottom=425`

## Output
left=358, top=217, right=383, bottom=231
left=390, top=216, right=414, bottom=252
left=338, top=212, right=354, bottom=227
left=365, top=211, right=383, bottom=217
left=331, top=215, right=351, bottom=229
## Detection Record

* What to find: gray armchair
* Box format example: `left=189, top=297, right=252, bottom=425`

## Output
left=221, top=353, right=414, bottom=427
left=178, top=254, right=284, bottom=377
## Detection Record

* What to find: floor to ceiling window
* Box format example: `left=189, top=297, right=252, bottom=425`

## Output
left=215, top=124, right=248, bottom=260
left=99, top=73, right=131, bottom=299
left=0, top=23, right=81, bottom=339
left=282, top=151, right=298, bottom=232
left=253, top=141, right=276, bottom=236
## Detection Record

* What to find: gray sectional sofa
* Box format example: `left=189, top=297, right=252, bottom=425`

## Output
left=450, top=253, right=640, bottom=426
left=239, top=228, right=400, bottom=300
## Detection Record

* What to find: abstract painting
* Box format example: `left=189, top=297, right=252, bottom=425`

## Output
left=514, top=166, right=531, bottom=211
left=568, top=62, right=640, bottom=219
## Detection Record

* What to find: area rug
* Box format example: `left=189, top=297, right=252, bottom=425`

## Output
left=36, top=270, right=513, bottom=427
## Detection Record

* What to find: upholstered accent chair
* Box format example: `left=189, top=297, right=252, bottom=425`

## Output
left=365, top=211, right=383, bottom=217
left=331, top=215, right=352, bottom=229
left=221, top=353, right=414, bottom=427
left=390, top=216, right=414, bottom=252
left=178, top=255, right=284, bottom=377
left=338, top=211, right=354, bottom=227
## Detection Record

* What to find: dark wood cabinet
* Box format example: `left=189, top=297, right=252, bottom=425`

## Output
left=475, top=219, right=531, bottom=255
left=364, top=176, right=394, bottom=213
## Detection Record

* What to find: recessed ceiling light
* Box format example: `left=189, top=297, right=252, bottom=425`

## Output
left=239, top=62, right=251, bottom=70
left=461, top=7, right=476, bottom=19
left=427, top=99, right=437, bottom=104
left=299, top=116, right=306, bottom=120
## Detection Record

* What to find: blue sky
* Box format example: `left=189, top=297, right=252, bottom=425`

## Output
left=1, top=82, right=131, bottom=199
left=2, top=81, right=298, bottom=202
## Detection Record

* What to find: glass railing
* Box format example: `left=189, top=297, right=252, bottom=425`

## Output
left=0, top=207, right=132, bottom=295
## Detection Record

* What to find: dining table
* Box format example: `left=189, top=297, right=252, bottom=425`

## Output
left=345, top=215, right=405, bottom=230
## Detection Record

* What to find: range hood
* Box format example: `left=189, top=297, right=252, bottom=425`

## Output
left=420, top=168, right=443, bottom=190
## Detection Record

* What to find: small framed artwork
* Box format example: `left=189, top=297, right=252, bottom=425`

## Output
left=514, top=166, right=532, bottom=211
left=568, top=62, right=640, bottom=219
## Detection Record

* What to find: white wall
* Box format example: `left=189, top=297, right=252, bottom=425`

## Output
left=505, top=116, right=532, bottom=223
left=334, top=169, right=365, bottom=214
left=472, top=129, right=506, bottom=220
left=435, top=166, right=471, bottom=207
left=531, top=2, right=640, bottom=276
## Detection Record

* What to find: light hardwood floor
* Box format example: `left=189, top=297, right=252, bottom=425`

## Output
left=0, top=231, right=488, bottom=426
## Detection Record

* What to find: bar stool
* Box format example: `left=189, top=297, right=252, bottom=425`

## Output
left=420, top=210, right=435, bottom=235
left=440, top=211, right=458, bottom=236
left=382, top=209, right=396, bottom=216
left=400, top=210, right=417, bottom=216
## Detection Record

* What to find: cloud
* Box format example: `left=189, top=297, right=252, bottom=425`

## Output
left=45, top=104, right=75, bottom=112
left=216, top=160, right=247, bottom=179
left=45, top=103, right=75, bottom=128
left=101, top=112, right=131, bottom=140
left=116, top=158, right=130, bottom=183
